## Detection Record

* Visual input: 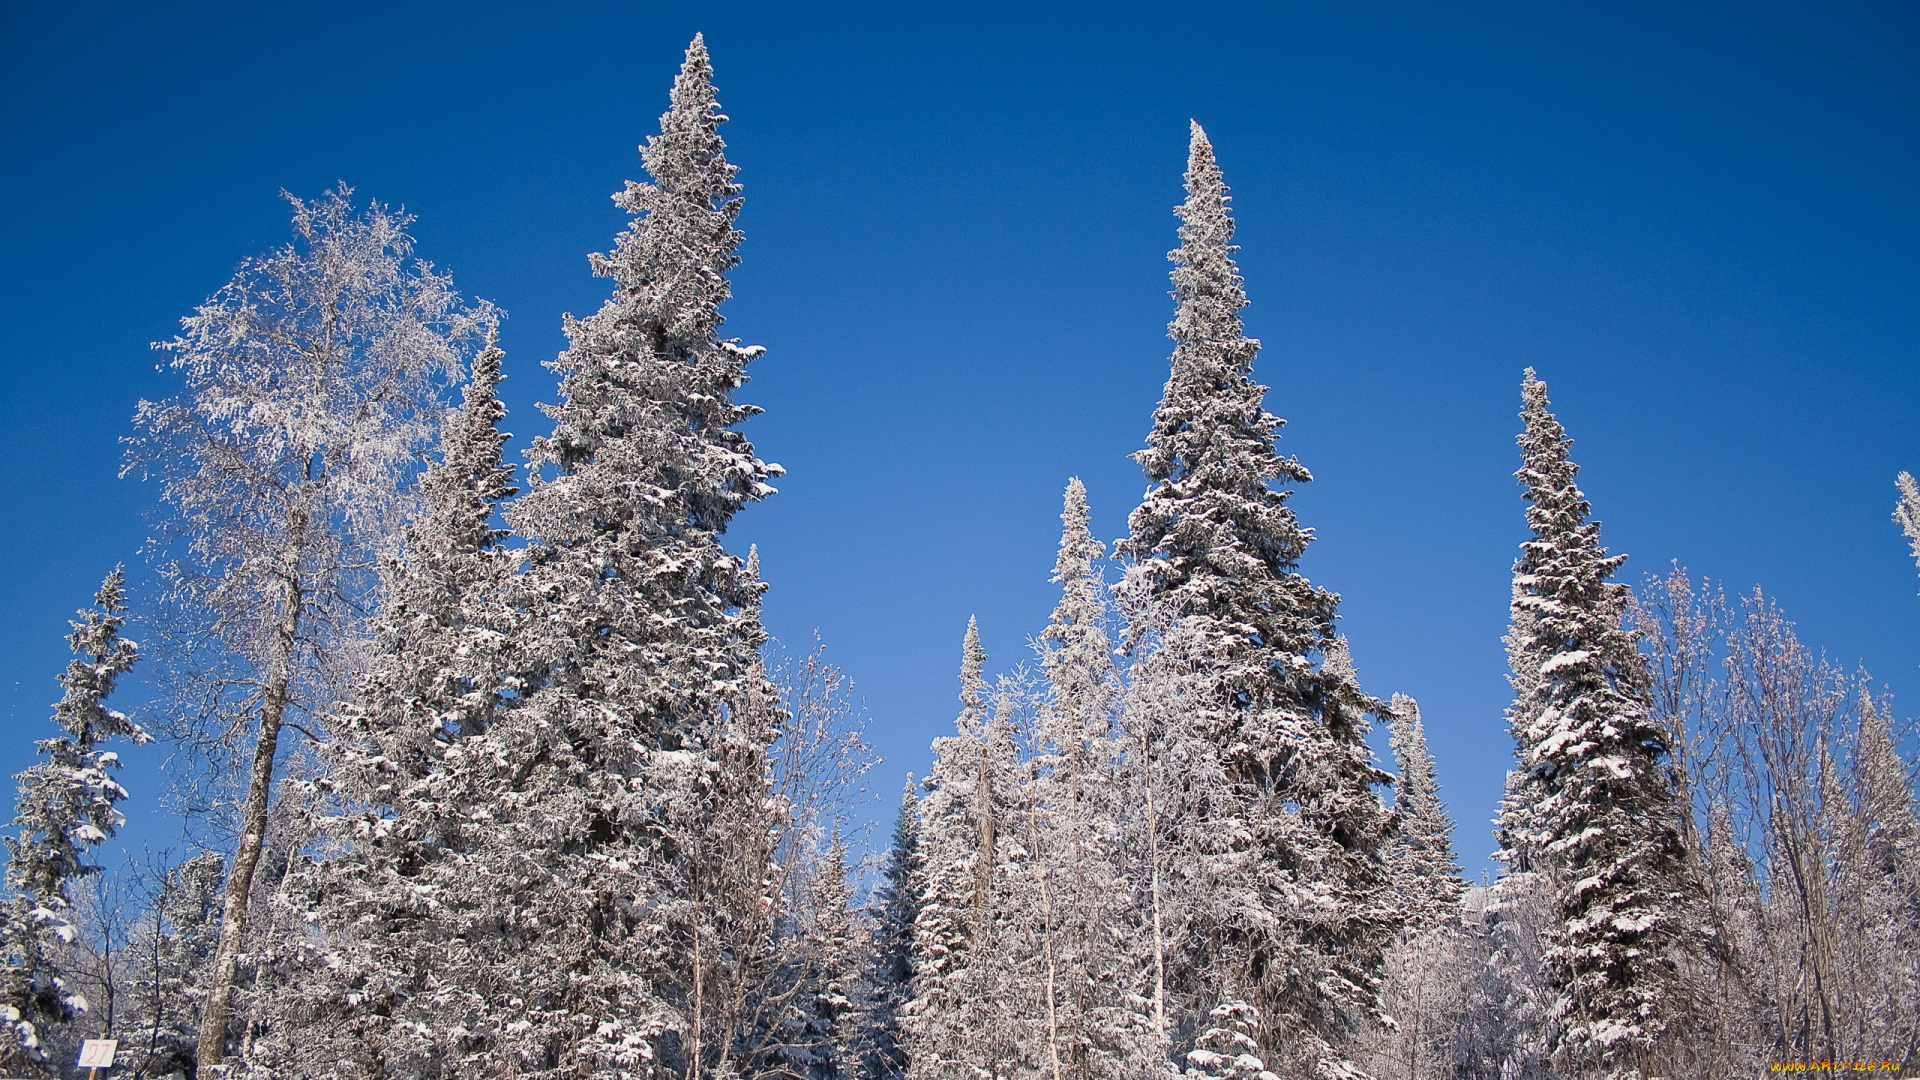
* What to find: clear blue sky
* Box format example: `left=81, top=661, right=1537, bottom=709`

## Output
left=2, top=0, right=1916, bottom=876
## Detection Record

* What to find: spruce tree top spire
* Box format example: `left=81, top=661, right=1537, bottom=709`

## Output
left=510, top=31, right=775, bottom=747
left=1042, top=479, right=1116, bottom=758
left=1515, top=368, right=1623, bottom=595
left=1500, top=370, right=1692, bottom=1076
left=336, top=332, right=516, bottom=791
left=1386, top=694, right=1464, bottom=929
left=959, top=616, right=986, bottom=727
left=436, top=336, right=514, bottom=551
left=1117, top=128, right=1396, bottom=1075
left=598, top=32, right=741, bottom=346
left=1160, top=122, right=1259, bottom=388
left=1, top=569, right=146, bottom=1072
left=1044, top=479, right=1106, bottom=673
left=1051, top=477, right=1102, bottom=592
left=1503, top=368, right=1634, bottom=871
left=1122, top=122, right=1329, bottom=657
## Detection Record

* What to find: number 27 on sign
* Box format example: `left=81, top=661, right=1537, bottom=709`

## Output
left=77, top=1039, right=117, bottom=1075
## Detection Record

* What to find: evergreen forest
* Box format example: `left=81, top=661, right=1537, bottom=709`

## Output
left=3, top=37, right=1916, bottom=1080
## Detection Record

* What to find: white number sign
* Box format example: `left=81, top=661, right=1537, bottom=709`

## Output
left=77, top=1039, right=118, bottom=1068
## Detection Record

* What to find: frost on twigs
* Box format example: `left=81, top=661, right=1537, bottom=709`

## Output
left=1896, top=471, right=1920, bottom=589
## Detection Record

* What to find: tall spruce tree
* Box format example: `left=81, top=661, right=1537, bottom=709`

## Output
left=906, top=620, right=1025, bottom=1078
left=1384, top=695, right=1463, bottom=930
left=1040, top=479, right=1119, bottom=788
left=505, top=28, right=775, bottom=756
left=346, top=334, right=519, bottom=772
left=1121, top=122, right=1390, bottom=1068
left=1032, top=478, right=1130, bottom=1079
left=1116, top=122, right=1396, bottom=1078
left=504, top=33, right=779, bottom=1074
left=1, top=570, right=146, bottom=1074
left=241, top=335, right=520, bottom=1075
left=859, top=778, right=921, bottom=1079
left=1494, top=370, right=1695, bottom=1080
left=271, top=37, right=783, bottom=1078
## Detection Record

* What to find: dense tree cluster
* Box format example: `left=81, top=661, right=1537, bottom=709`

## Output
left=5, top=34, right=1915, bottom=1080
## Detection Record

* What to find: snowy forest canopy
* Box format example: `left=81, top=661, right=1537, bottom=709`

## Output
left=3, top=34, right=1917, bottom=1080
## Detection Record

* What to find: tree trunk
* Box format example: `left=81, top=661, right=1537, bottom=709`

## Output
left=197, top=571, right=301, bottom=1070
left=973, top=740, right=996, bottom=932
left=1143, top=724, right=1167, bottom=1045
left=1030, top=801, right=1064, bottom=1080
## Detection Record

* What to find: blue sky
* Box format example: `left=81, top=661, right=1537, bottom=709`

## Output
left=1, top=0, right=1916, bottom=875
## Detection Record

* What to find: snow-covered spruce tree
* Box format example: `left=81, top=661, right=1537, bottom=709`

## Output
left=1353, top=694, right=1470, bottom=1080
left=307, top=36, right=780, bottom=1077
left=858, top=779, right=921, bottom=1080
left=240, top=335, right=522, bottom=1075
left=1115, top=123, right=1397, bottom=1077
left=1182, top=1002, right=1279, bottom=1080
left=906, top=620, right=1028, bottom=1079
left=341, top=332, right=519, bottom=773
left=1493, top=371, right=1696, bottom=1079
left=0, top=570, right=146, bottom=1074
left=981, top=679, right=1051, bottom=1079
left=127, top=186, right=494, bottom=1070
left=1384, top=695, right=1462, bottom=930
left=1030, top=478, right=1132, bottom=1079
left=1040, top=480, right=1120, bottom=794
left=769, top=831, right=864, bottom=1080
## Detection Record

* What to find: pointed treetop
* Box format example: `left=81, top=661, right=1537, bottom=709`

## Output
left=57, top=566, right=146, bottom=749
left=734, top=544, right=767, bottom=650
left=1184, top=120, right=1225, bottom=207
left=959, top=617, right=986, bottom=717
left=1052, top=477, right=1104, bottom=586
left=1519, top=368, right=1568, bottom=457
left=426, top=332, right=515, bottom=549
left=1043, top=478, right=1117, bottom=760
left=1386, top=691, right=1464, bottom=927
left=1516, top=369, right=1617, bottom=578
left=1167, top=121, right=1253, bottom=378
left=1387, top=693, right=1434, bottom=788
left=647, top=34, right=731, bottom=191
left=1322, top=635, right=1358, bottom=685
left=1122, top=123, right=1324, bottom=638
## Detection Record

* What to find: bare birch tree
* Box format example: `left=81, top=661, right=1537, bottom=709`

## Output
left=1631, top=572, right=1920, bottom=1070
left=126, top=187, right=494, bottom=1070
